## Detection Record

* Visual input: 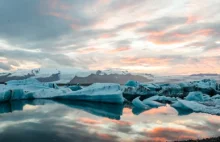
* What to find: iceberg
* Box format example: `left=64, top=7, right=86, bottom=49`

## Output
left=172, top=99, right=220, bottom=115
left=68, top=85, right=82, bottom=91
left=0, top=79, right=72, bottom=102
left=142, top=98, right=165, bottom=108
left=142, top=83, right=161, bottom=91
left=212, top=94, right=220, bottom=100
left=146, top=95, right=176, bottom=104
left=0, top=90, right=11, bottom=102
left=132, top=97, right=150, bottom=109
left=157, top=84, right=183, bottom=98
left=57, top=83, right=124, bottom=104
left=125, top=80, right=140, bottom=87
left=184, top=91, right=204, bottom=102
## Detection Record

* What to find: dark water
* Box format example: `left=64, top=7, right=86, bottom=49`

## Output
left=0, top=100, right=220, bottom=142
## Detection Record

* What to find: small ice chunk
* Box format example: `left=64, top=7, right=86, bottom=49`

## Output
left=185, top=91, right=204, bottom=102
left=125, top=80, right=140, bottom=87
left=142, top=98, right=165, bottom=108
left=147, top=95, right=176, bottom=103
left=132, top=97, right=150, bottom=109
left=68, top=85, right=82, bottom=91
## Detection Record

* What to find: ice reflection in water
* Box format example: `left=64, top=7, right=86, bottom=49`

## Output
left=0, top=100, right=219, bottom=142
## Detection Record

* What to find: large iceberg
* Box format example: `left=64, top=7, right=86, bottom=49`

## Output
left=57, top=83, right=124, bottom=104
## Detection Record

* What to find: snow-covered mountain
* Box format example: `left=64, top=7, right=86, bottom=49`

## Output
left=0, top=68, right=219, bottom=84
left=0, top=68, right=154, bottom=84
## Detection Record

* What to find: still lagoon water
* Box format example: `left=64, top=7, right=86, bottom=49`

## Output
left=0, top=99, right=219, bottom=142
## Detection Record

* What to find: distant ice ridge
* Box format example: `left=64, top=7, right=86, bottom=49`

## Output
left=0, top=68, right=153, bottom=84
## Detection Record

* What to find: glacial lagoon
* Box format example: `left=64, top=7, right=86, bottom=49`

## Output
left=0, top=100, right=219, bottom=142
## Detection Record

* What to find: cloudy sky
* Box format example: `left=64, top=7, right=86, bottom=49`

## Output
left=0, top=0, right=219, bottom=75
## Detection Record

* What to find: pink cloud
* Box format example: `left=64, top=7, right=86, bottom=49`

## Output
left=102, top=118, right=133, bottom=126
left=120, top=57, right=171, bottom=66
left=99, top=33, right=116, bottom=39
left=109, top=47, right=131, bottom=53
left=76, top=47, right=100, bottom=54
left=96, top=133, right=115, bottom=140
left=145, top=127, right=200, bottom=141
left=78, top=117, right=102, bottom=125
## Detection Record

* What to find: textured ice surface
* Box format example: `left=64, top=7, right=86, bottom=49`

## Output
left=176, top=99, right=220, bottom=115
left=185, top=91, right=204, bottom=101
left=142, top=98, right=165, bottom=108
left=125, top=80, right=140, bottom=87
left=58, top=83, right=124, bottom=104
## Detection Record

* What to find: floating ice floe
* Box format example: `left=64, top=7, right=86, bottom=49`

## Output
left=184, top=91, right=204, bottom=102
left=68, top=85, right=82, bottom=91
left=142, top=98, right=165, bottom=108
left=172, top=99, right=220, bottom=115
left=132, top=97, right=150, bottom=109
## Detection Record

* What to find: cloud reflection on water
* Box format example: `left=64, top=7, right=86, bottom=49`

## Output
left=0, top=100, right=219, bottom=142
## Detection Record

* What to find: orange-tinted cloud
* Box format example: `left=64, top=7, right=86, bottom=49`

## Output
left=186, top=15, right=199, bottom=24
left=78, top=117, right=102, bottom=125
left=109, top=47, right=131, bottom=53
left=99, top=33, right=116, bottom=39
left=96, top=133, right=116, bottom=140
left=123, top=108, right=133, bottom=116
left=76, top=47, right=100, bottom=54
left=145, top=127, right=200, bottom=141
left=147, top=28, right=213, bottom=45
left=102, top=118, right=133, bottom=126
left=120, top=57, right=171, bottom=65
left=143, top=106, right=177, bottom=115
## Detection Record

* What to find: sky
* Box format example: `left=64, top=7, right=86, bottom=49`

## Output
left=0, top=0, right=219, bottom=75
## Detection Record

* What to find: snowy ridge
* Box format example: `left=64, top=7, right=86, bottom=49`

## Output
left=0, top=68, right=153, bottom=84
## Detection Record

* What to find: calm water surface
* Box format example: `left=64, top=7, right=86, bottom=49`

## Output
left=0, top=99, right=219, bottom=142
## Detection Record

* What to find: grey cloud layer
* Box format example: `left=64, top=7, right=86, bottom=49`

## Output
left=0, top=0, right=219, bottom=72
